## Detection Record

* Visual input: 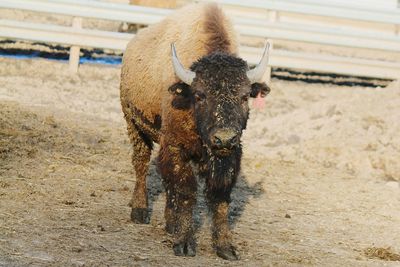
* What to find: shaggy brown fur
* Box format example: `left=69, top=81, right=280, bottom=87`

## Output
left=120, top=3, right=260, bottom=260
left=204, top=4, right=232, bottom=54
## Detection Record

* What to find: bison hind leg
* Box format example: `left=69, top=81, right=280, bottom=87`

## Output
left=127, top=122, right=153, bottom=224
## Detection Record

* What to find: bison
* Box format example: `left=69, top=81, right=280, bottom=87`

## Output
left=120, top=3, right=270, bottom=260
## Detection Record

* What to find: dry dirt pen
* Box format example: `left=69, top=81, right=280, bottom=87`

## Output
left=1, top=4, right=400, bottom=265
left=1, top=55, right=400, bottom=266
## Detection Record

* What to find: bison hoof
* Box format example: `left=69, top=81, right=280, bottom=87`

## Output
left=216, top=245, right=240, bottom=261
left=130, top=208, right=150, bottom=224
left=173, top=240, right=196, bottom=257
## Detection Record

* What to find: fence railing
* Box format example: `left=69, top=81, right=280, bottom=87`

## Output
left=0, top=0, right=169, bottom=25
left=1, top=0, right=400, bottom=79
left=199, top=0, right=400, bottom=25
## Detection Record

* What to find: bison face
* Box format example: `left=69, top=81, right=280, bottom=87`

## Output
left=190, top=55, right=251, bottom=156
left=170, top=43, right=271, bottom=157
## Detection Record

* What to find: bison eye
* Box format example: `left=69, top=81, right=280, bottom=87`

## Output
left=194, top=92, right=206, bottom=102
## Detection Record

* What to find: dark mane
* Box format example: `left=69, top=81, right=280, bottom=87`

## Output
left=204, top=3, right=232, bottom=54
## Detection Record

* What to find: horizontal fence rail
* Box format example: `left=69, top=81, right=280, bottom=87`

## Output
left=0, top=0, right=169, bottom=25
left=0, top=19, right=132, bottom=51
left=243, top=47, right=400, bottom=80
left=0, top=0, right=400, bottom=79
left=235, top=18, right=400, bottom=52
left=198, top=0, right=400, bottom=25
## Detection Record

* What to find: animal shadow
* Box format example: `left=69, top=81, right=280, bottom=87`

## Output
left=144, top=155, right=265, bottom=230
left=229, top=174, right=264, bottom=226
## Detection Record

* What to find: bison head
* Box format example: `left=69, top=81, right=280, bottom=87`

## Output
left=170, top=43, right=270, bottom=157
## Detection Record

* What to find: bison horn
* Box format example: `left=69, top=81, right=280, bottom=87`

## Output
left=246, top=41, right=271, bottom=83
left=171, top=43, right=196, bottom=85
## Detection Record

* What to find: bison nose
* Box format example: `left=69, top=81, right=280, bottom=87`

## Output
left=211, top=129, right=239, bottom=149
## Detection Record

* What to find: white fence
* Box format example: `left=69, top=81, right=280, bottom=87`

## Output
left=1, top=0, right=400, bottom=79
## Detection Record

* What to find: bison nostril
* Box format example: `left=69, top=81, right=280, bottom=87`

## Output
left=213, top=136, right=223, bottom=147
left=229, top=135, right=239, bottom=145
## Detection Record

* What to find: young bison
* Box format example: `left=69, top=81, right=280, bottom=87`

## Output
left=120, top=3, right=270, bottom=260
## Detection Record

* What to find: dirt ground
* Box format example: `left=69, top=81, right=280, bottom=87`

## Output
left=1, top=56, right=400, bottom=267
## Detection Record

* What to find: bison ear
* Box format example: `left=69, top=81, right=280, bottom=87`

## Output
left=250, top=82, right=271, bottom=98
left=168, top=82, right=192, bottom=110
left=168, top=82, right=191, bottom=96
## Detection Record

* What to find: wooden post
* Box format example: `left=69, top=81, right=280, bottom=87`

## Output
left=69, top=17, right=82, bottom=73
left=268, top=10, right=279, bottom=22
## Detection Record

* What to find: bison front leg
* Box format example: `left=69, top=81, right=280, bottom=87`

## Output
left=208, top=193, right=240, bottom=261
left=159, top=144, right=197, bottom=257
